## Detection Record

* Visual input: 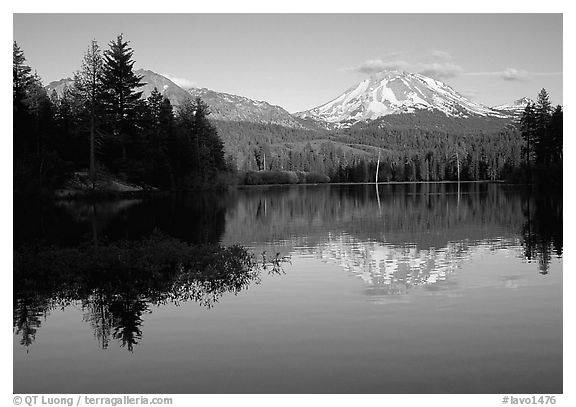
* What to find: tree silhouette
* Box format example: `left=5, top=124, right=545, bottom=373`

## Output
left=73, top=40, right=105, bottom=188
left=175, top=97, right=226, bottom=186
left=101, top=34, right=145, bottom=166
left=534, top=88, right=552, bottom=167
left=13, top=41, right=33, bottom=108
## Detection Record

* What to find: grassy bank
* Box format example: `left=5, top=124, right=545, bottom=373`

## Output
left=241, top=170, right=330, bottom=185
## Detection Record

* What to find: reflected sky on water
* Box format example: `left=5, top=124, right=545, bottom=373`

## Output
left=13, top=183, right=562, bottom=393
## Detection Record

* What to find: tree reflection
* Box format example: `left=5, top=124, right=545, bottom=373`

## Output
left=13, top=298, right=51, bottom=350
left=521, top=189, right=562, bottom=274
left=82, top=291, right=114, bottom=350
left=223, top=183, right=529, bottom=250
left=14, top=232, right=285, bottom=352
left=14, top=184, right=561, bottom=351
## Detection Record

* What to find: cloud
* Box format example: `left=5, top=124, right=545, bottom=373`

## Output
left=353, top=48, right=464, bottom=80
left=354, top=58, right=463, bottom=80
left=428, top=50, right=452, bottom=61
left=352, top=51, right=560, bottom=83
left=379, top=50, right=409, bottom=60
left=416, top=62, right=463, bottom=79
left=356, top=59, right=409, bottom=74
left=418, top=50, right=462, bottom=79
left=162, top=74, right=196, bottom=89
left=460, top=89, right=480, bottom=100
left=532, top=72, right=563, bottom=76
left=463, top=68, right=536, bottom=81
left=500, top=68, right=528, bottom=81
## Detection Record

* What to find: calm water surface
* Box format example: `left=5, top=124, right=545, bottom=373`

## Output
left=13, top=183, right=562, bottom=393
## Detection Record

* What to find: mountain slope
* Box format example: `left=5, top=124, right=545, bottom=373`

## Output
left=46, top=71, right=190, bottom=105
left=187, top=87, right=307, bottom=129
left=136, top=69, right=192, bottom=105
left=492, top=97, right=532, bottom=115
left=295, top=70, right=510, bottom=128
left=45, top=70, right=315, bottom=130
left=45, top=77, right=74, bottom=97
left=45, top=69, right=514, bottom=135
left=134, top=70, right=310, bottom=129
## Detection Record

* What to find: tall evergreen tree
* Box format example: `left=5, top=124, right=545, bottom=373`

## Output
left=175, top=98, right=201, bottom=178
left=13, top=41, right=33, bottom=109
left=25, top=73, right=54, bottom=160
left=51, top=85, right=86, bottom=169
left=73, top=40, right=105, bottom=188
left=549, top=105, right=563, bottom=162
left=144, top=88, right=175, bottom=187
left=520, top=102, right=537, bottom=168
left=175, top=97, right=225, bottom=185
left=534, top=88, right=552, bottom=166
left=535, top=88, right=552, bottom=117
left=192, top=98, right=225, bottom=175
left=13, top=43, right=61, bottom=193
left=101, top=34, right=145, bottom=164
left=14, top=42, right=35, bottom=160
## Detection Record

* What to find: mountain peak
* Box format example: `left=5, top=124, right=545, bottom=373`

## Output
left=513, top=97, right=533, bottom=106
left=368, top=69, right=406, bottom=80
left=295, top=71, right=507, bottom=127
left=492, top=97, right=533, bottom=113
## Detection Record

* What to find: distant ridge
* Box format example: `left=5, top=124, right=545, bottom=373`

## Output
left=46, top=69, right=517, bottom=132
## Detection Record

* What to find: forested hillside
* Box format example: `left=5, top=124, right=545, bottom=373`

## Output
left=214, top=114, right=523, bottom=183
left=14, top=35, right=562, bottom=193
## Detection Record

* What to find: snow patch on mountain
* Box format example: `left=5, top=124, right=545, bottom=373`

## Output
left=492, top=97, right=533, bottom=113
left=295, top=70, right=509, bottom=127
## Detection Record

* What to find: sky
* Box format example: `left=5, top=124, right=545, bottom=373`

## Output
left=13, top=13, right=563, bottom=113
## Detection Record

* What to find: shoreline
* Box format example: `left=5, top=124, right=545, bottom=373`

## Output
left=39, top=179, right=530, bottom=201
left=236, top=180, right=510, bottom=188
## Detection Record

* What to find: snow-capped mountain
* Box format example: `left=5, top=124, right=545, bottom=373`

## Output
left=492, top=97, right=533, bottom=114
left=295, top=70, right=509, bottom=128
left=45, top=77, right=74, bottom=97
left=46, top=69, right=516, bottom=132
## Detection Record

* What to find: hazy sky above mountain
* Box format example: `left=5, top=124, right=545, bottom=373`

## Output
left=13, top=13, right=562, bottom=112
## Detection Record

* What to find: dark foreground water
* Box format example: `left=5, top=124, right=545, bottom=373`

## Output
left=13, top=183, right=562, bottom=393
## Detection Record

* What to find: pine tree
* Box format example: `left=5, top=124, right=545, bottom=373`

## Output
left=174, top=97, right=225, bottom=185
left=145, top=88, right=175, bottom=187
left=520, top=102, right=537, bottom=168
left=191, top=97, right=225, bottom=177
left=535, top=88, right=552, bottom=117
left=534, top=88, right=552, bottom=166
left=13, top=41, right=33, bottom=108
left=73, top=40, right=105, bottom=188
left=101, top=34, right=145, bottom=163
left=549, top=105, right=563, bottom=162
left=13, top=44, right=60, bottom=190
left=14, top=42, right=35, bottom=160
left=175, top=98, right=200, bottom=177
left=25, top=73, right=54, bottom=159
left=147, top=87, right=165, bottom=126
left=52, top=85, right=86, bottom=168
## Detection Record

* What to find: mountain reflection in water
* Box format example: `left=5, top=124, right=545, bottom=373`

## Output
left=303, top=235, right=523, bottom=300
left=13, top=183, right=561, bottom=352
left=222, top=183, right=561, bottom=274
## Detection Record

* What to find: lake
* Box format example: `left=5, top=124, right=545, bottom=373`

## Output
left=13, top=183, right=562, bottom=394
